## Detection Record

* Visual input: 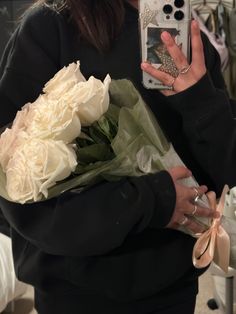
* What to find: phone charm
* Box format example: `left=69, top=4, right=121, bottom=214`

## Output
left=141, top=3, right=159, bottom=29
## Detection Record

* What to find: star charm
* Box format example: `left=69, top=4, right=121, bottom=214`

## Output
left=155, top=48, right=178, bottom=77
left=141, top=3, right=159, bottom=29
left=155, top=44, right=182, bottom=77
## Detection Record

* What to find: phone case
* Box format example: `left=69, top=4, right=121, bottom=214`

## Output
left=139, top=0, right=191, bottom=89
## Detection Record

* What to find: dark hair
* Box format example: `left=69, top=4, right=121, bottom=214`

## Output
left=34, top=0, right=126, bottom=52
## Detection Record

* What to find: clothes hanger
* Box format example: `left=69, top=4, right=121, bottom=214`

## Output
left=194, top=0, right=218, bottom=14
left=193, top=0, right=218, bottom=32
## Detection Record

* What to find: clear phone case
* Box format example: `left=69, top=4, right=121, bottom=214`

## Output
left=139, top=0, right=191, bottom=89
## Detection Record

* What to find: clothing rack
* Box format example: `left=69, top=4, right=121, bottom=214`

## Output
left=191, top=0, right=235, bottom=13
left=191, top=0, right=236, bottom=99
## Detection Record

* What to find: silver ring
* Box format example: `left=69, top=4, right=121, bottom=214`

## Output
left=179, top=64, right=191, bottom=75
left=168, top=77, right=176, bottom=89
left=194, top=232, right=203, bottom=238
left=194, top=195, right=200, bottom=203
left=191, top=204, right=197, bottom=216
left=179, top=216, right=188, bottom=226
left=192, top=187, right=200, bottom=203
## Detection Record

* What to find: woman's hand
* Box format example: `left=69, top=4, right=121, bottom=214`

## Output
left=141, top=20, right=206, bottom=96
left=167, top=166, right=218, bottom=234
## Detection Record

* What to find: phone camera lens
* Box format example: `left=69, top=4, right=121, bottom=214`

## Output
left=174, top=0, right=185, bottom=8
left=174, top=10, right=184, bottom=20
left=163, top=4, right=173, bottom=14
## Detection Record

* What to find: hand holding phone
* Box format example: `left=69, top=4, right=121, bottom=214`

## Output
left=141, top=20, right=207, bottom=95
left=139, top=0, right=191, bottom=89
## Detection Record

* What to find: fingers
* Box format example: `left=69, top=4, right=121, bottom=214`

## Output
left=191, top=20, right=206, bottom=70
left=179, top=216, right=206, bottom=234
left=168, top=166, right=192, bottom=181
left=169, top=199, right=219, bottom=233
left=141, top=62, right=174, bottom=87
left=167, top=215, right=206, bottom=234
left=167, top=175, right=219, bottom=234
left=175, top=197, right=216, bottom=218
left=185, top=202, right=218, bottom=218
left=206, top=191, right=217, bottom=209
left=160, top=20, right=205, bottom=72
left=167, top=203, right=217, bottom=233
left=190, top=185, right=208, bottom=200
left=160, top=31, right=188, bottom=70
left=140, top=19, right=207, bottom=95
left=177, top=185, right=217, bottom=218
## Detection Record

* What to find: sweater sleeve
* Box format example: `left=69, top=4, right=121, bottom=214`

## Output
left=167, top=34, right=236, bottom=194
left=0, top=172, right=175, bottom=257
left=0, top=6, right=176, bottom=257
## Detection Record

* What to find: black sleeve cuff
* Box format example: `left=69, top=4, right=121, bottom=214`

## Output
left=143, top=170, right=176, bottom=228
left=167, top=72, right=217, bottom=109
left=166, top=72, right=228, bottom=125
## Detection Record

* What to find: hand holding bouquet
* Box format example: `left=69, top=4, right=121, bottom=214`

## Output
left=1, top=61, right=234, bottom=272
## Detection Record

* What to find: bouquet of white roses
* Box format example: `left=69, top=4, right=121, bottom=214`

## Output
left=4, top=61, right=234, bottom=270
left=0, top=61, right=111, bottom=203
left=0, top=61, right=207, bottom=208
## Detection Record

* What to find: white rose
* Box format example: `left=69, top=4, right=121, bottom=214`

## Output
left=0, top=106, right=29, bottom=171
left=25, top=94, right=81, bottom=143
left=75, top=74, right=111, bottom=126
left=43, top=61, right=85, bottom=99
left=6, top=138, right=77, bottom=204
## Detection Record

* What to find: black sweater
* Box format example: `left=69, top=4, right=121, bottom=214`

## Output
left=0, top=2, right=235, bottom=313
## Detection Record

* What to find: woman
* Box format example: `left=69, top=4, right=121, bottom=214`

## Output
left=0, top=1, right=222, bottom=313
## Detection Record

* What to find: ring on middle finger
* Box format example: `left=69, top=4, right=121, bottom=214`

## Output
left=179, top=216, right=188, bottom=226
left=168, top=77, right=176, bottom=89
left=192, top=187, right=200, bottom=203
left=178, top=64, right=191, bottom=75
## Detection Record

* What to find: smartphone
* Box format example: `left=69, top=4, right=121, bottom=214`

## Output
left=139, top=0, right=191, bottom=89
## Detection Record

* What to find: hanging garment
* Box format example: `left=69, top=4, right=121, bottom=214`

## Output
left=192, top=9, right=229, bottom=71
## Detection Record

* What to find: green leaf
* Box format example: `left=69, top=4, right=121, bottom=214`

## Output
left=96, top=116, right=118, bottom=142
left=76, top=143, right=114, bottom=164
left=88, top=124, right=110, bottom=144
left=74, top=160, right=107, bottom=175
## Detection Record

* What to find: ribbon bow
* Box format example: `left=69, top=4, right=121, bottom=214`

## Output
left=192, top=185, right=230, bottom=273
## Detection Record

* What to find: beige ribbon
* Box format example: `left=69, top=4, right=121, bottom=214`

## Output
left=192, top=185, right=230, bottom=273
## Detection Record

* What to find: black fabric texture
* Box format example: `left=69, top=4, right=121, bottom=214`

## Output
left=0, top=207, right=10, bottom=236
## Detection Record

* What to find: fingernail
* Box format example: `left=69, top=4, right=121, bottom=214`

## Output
left=141, top=62, right=147, bottom=70
left=141, top=61, right=150, bottom=69
left=192, top=20, right=199, bottom=29
left=187, top=170, right=192, bottom=177
left=194, top=232, right=203, bottom=237
left=161, top=31, right=171, bottom=41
